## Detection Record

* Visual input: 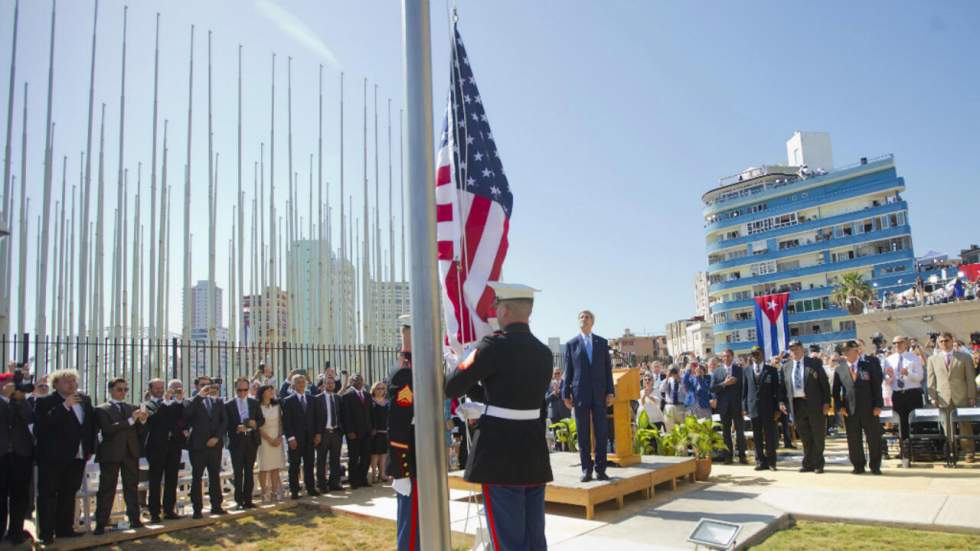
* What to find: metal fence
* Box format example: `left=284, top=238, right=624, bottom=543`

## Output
left=1, top=333, right=402, bottom=404
left=2, top=333, right=567, bottom=404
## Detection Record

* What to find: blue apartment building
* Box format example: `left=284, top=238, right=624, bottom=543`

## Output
left=702, top=132, right=915, bottom=353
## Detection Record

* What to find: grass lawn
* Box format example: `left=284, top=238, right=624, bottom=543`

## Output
left=93, top=507, right=474, bottom=551
left=751, top=520, right=980, bottom=550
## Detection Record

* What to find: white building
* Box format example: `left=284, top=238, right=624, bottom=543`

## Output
left=188, top=280, right=223, bottom=336
left=694, top=271, right=711, bottom=319
left=369, top=280, right=411, bottom=348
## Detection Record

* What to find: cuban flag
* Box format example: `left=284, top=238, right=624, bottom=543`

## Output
left=754, top=292, right=790, bottom=359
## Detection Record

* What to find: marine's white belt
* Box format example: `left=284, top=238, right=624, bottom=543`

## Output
left=484, top=405, right=539, bottom=420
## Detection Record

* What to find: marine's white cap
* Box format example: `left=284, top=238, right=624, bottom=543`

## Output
left=489, top=282, right=540, bottom=302
left=397, top=313, right=412, bottom=328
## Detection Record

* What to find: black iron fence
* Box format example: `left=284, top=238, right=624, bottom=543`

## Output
left=2, top=333, right=567, bottom=404
left=1, top=333, right=402, bottom=404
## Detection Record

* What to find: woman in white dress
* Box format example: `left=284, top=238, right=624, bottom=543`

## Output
left=640, top=373, right=665, bottom=431
left=256, top=385, right=286, bottom=503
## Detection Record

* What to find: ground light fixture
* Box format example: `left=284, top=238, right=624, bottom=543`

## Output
left=687, top=518, right=742, bottom=549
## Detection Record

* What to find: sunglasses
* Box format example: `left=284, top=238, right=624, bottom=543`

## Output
left=236, top=387, right=250, bottom=392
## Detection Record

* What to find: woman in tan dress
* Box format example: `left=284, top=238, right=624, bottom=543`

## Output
left=256, top=385, right=286, bottom=502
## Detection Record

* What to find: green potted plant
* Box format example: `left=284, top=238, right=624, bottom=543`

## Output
left=831, top=271, right=874, bottom=315
left=652, top=416, right=727, bottom=480
left=633, top=409, right=659, bottom=455
left=548, top=418, right=578, bottom=452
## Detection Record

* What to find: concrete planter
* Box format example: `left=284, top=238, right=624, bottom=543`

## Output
left=694, top=458, right=712, bottom=481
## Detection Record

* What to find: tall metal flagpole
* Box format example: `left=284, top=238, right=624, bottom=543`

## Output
left=113, top=5, right=128, bottom=341
left=269, top=55, right=277, bottom=354
left=92, top=103, right=106, bottom=382
left=182, top=26, right=194, bottom=350
left=338, top=72, right=346, bottom=343
left=399, top=108, right=406, bottom=308
left=121, top=169, right=128, bottom=342
left=0, top=0, right=19, bottom=338
left=207, top=31, right=216, bottom=368
left=317, top=64, right=326, bottom=345
left=361, top=78, right=369, bottom=345
left=286, top=57, right=295, bottom=343
left=387, top=98, right=395, bottom=344
left=402, top=0, right=451, bottom=546
left=56, top=157, right=66, bottom=340
left=78, top=0, right=98, bottom=341
left=235, top=44, right=243, bottom=356
left=148, top=12, right=160, bottom=350
left=373, top=85, right=381, bottom=345
left=15, top=83, right=27, bottom=341
left=156, top=120, right=168, bottom=366
left=131, top=164, right=141, bottom=340
left=36, top=0, right=57, bottom=341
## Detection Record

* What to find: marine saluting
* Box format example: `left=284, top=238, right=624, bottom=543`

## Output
left=445, top=282, right=554, bottom=551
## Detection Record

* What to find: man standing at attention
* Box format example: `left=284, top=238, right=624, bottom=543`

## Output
left=781, top=339, right=831, bottom=473
left=928, top=332, right=977, bottom=463
left=446, top=282, right=553, bottom=551
left=562, top=310, right=614, bottom=482
left=711, top=349, right=747, bottom=465
left=833, top=341, right=884, bottom=475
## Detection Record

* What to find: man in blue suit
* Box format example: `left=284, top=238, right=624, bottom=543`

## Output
left=562, top=310, right=615, bottom=482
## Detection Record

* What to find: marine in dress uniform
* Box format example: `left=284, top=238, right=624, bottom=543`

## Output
left=445, top=283, right=554, bottom=551
left=387, top=314, right=418, bottom=551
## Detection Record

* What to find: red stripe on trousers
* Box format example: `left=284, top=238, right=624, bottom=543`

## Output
left=410, top=478, right=419, bottom=551
left=482, top=483, right=500, bottom=551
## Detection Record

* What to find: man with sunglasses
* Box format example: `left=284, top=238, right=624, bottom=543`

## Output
left=225, top=377, right=265, bottom=509
left=93, top=377, right=149, bottom=534
left=927, top=332, right=977, bottom=464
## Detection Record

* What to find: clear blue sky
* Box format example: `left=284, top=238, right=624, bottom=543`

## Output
left=4, top=0, right=979, bottom=342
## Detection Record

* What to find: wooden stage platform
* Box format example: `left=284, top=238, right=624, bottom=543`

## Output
left=448, top=453, right=697, bottom=519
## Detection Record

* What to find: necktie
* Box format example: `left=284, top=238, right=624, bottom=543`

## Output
left=945, top=354, right=951, bottom=368
left=794, top=361, right=803, bottom=390
left=300, top=394, right=306, bottom=410
left=584, top=335, right=593, bottom=363
left=204, top=397, right=212, bottom=415
left=896, top=355, right=905, bottom=389
left=326, top=395, right=334, bottom=428
left=755, top=365, right=761, bottom=381
left=115, top=402, right=124, bottom=416
left=240, top=399, right=249, bottom=422
left=671, top=380, right=679, bottom=404
left=850, top=363, right=858, bottom=381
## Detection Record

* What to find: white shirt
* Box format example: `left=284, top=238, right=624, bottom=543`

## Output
left=236, top=397, right=250, bottom=423
left=791, top=359, right=806, bottom=398
left=62, top=393, right=86, bottom=459
left=323, top=393, right=336, bottom=429
left=883, top=351, right=924, bottom=392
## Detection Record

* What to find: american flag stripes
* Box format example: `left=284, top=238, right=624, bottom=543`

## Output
left=436, top=25, right=513, bottom=357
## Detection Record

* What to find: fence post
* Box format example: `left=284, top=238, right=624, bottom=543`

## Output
left=171, top=337, right=178, bottom=381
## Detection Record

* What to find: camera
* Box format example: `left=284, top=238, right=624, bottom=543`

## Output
left=927, top=332, right=939, bottom=343
left=970, top=332, right=980, bottom=347
left=871, top=332, right=885, bottom=349
left=12, top=367, right=34, bottom=394
left=211, top=378, right=223, bottom=385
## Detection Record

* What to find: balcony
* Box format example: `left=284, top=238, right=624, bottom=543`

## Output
left=712, top=307, right=849, bottom=333
left=706, top=201, right=907, bottom=253
left=709, top=250, right=914, bottom=293
left=703, top=155, right=894, bottom=213
left=711, top=285, right=834, bottom=314
left=722, top=329, right=857, bottom=354
left=704, top=171, right=903, bottom=233
left=708, top=224, right=911, bottom=271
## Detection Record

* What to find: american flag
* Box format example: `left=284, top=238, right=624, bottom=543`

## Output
left=437, top=24, right=513, bottom=357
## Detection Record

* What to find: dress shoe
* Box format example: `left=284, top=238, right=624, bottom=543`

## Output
left=150, top=514, right=162, bottom=524
left=870, top=468, right=882, bottom=475
left=814, top=467, right=824, bottom=474
left=784, top=444, right=797, bottom=450
left=596, top=472, right=610, bottom=481
left=130, top=520, right=144, bottom=529
left=291, top=492, right=301, bottom=500
left=769, top=464, right=778, bottom=471
left=852, top=468, right=865, bottom=474
left=41, top=536, right=55, bottom=545
left=244, top=502, right=257, bottom=509
left=798, top=467, right=813, bottom=473
left=210, top=508, right=227, bottom=516
left=192, top=511, right=204, bottom=520
left=164, top=512, right=182, bottom=520
left=579, top=472, right=593, bottom=483
left=738, top=456, right=749, bottom=465
left=308, top=489, right=321, bottom=497
left=236, top=504, right=247, bottom=511
left=754, top=464, right=767, bottom=471
left=329, top=484, right=344, bottom=491
left=93, top=526, right=106, bottom=536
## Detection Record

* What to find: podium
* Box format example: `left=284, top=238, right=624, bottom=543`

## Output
left=591, top=367, right=641, bottom=467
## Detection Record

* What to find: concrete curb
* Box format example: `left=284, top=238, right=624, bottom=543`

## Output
left=786, top=512, right=980, bottom=536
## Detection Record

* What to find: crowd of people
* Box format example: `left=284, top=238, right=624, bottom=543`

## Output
left=0, top=351, right=413, bottom=546
left=623, top=331, right=978, bottom=474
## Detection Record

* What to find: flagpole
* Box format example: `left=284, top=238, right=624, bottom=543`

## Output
left=182, top=26, right=195, bottom=355
left=338, top=72, right=346, bottom=343
left=0, top=0, right=19, bottom=339
left=361, top=78, right=369, bottom=346
left=401, top=0, right=451, bottom=547
left=148, top=12, right=160, bottom=353
left=15, top=83, right=27, bottom=341
left=78, top=0, right=98, bottom=342
left=36, top=0, right=57, bottom=341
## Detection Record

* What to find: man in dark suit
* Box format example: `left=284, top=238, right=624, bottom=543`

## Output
left=94, top=377, right=148, bottom=534
left=282, top=374, right=320, bottom=498
left=561, top=309, right=614, bottom=482
left=315, top=377, right=344, bottom=492
left=34, top=369, right=98, bottom=545
left=711, top=349, right=748, bottom=464
left=834, top=340, right=884, bottom=474
left=142, top=378, right=187, bottom=523
left=183, top=375, right=228, bottom=518
left=225, top=377, right=264, bottom=509
left=742, top=347, right=786, bottom=471
left=342, top=373, right=373, bottom=488
left=4, top=375, right=34, bottom=545
left=780, top=340, right=831, bottom=473
left=0, top=373, right=14, bottom=542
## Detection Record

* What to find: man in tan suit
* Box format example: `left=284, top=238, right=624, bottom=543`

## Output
left=927, top=332, right=977, bottom=463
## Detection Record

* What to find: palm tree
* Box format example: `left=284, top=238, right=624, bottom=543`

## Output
left=831, top=272, right=874, bottom=315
